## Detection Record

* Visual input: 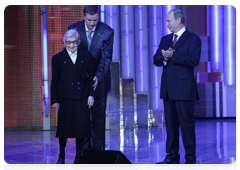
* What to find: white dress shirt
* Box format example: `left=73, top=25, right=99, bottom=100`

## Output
left=66, top=48, right=77, bottom=64
left=84, top=22, right=97, bottom=39
left=172, top=26, right=186, bottom=42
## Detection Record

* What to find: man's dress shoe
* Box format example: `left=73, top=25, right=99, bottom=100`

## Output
left=155, top=159, right=179, bottom=164
left=185, top=160, right=196, bottom=164
left=183, top=161, right=196, bottom=168
left=57, top=157, right=65, bottom=164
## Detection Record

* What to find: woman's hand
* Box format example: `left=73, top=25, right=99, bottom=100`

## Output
left=88, top=96, right=94, bottom=108
left=52, top=103, right=60, bottom=111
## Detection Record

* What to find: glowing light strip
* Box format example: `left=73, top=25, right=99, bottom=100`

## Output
left=139, top=6, right=143, bottom=91
left=154, top=49, right=158, bottom=88
left=155, top=67, right=159, bottom=108
left=125, top=6, right=130, bottom=77
left=216, top=122, right=222, bottom=157
left=167, top=5, right=173, bottom=34
left=227, top=5, right=233, bottom=85
left=215, top=82, right=220, bottom=117
left=42, top=5, right=49, bottom=99
left=134, top=128, right=138, bottom=155
left=167, top=5, right=172, bottom=13
left=101, top=5, right=105, bottom=23
left=41, top=5, right=49, bottom=117
left=120, top=129, right=124, bottom=152
left=109, top=5, right=113, bottom=27
left=43, top=32, right=49, bottom=98
left=154, top=5, right=158, bottom=108
left=214, top=5, right=219, bottom=65
left=163, top=5, right=176, bottom=35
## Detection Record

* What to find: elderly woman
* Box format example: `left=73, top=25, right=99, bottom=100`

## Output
left=51, top=29, right=95, bottom=164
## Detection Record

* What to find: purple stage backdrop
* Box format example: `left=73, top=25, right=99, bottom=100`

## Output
left=4, top=5, right=236, bottom=130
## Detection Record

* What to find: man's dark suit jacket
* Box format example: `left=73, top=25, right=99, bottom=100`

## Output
left=51, top=48, right=95, bottom=105
left=154, top=28, right=201, bottom=101
left=68, top=20, right=114, bottom=97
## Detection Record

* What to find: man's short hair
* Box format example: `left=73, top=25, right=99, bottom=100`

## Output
left=63, top=29, right=81, bottom=45
left=83, top=5, right=100, bottom=16
left=169, top=9, right=185, bottom=25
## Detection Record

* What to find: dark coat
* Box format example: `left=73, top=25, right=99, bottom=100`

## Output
left=68, top=20, right=114, bottom=97
left=154, top=28, right=201, bottom=100
left=51, top=48, right=95, bottom=104
left=51, top=48, right=95, bottom=138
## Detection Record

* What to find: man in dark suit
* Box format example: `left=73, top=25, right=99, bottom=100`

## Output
left=68, top=5, right=114, bottom=150
left=51, top=29, right=95, bottom=164
left=153, top=9, right=201, bottom=164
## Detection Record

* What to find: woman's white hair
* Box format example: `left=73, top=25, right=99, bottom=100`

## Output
left=63, top=29, right=81, bottom=45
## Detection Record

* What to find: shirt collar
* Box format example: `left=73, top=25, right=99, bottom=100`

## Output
left=84, top=21, right=97, bottom=32
left=174, top=26, right=186, bottom=38
left=66, top=48, right=77, bottom=57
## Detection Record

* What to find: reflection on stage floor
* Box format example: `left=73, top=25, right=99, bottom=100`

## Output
left=4, top=119, right=236, bottom=164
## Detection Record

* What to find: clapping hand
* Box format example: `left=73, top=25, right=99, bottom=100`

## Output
left=161, top=47, right=175, bottom=61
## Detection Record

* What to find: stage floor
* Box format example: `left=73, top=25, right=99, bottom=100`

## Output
left=4, top=119, right=236, bottom=164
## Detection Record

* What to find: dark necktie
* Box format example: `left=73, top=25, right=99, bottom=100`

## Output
left=173, top=34, right=178, bottom=47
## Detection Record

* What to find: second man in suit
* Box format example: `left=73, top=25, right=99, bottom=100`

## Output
left=68, top=5, right=114, bottom=150
left=153, top=9, right=201, bottom=164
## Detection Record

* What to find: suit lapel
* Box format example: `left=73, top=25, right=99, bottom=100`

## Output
left=89, top=22, right=102, bottom=52
left=77, top=21, right=88, bottom=50
left=168, top=33, right=174, bottom=48
left=62, top=48, right=79, bottom=76
left=173, top=29, right=189, bottom=49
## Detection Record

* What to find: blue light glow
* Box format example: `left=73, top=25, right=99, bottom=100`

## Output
left=162, top=5, right=176, bottom=35
left=139, top=6, right=143, bottom=91
left=42, top=5, right=49, bottom=99
left=126, top=34, right=129, bottom=56
left=227, top=5, right=233, bottom=85
left=139, top=6, right=142, bottom=29
left=153, top=5, right=158, bottom=108
left=154, top=6, right=157, bottom=46
left=41, top=5, right=49, bottom=116
left=167, top=5, right=172, bottom=13
left=167, top=5, right=173, bottom=34
left=101, top=5, right=105, bottom=22
left=109, top=5, right=113, bottom=27
left=154, top=6, right=156, bottom=25
left=44, top=81, right=49, bottom=98
left=101, top=5, right=104, bottom=11
left=43, top=34, right=48, bottom=80
left=125, top=6, right=130, bottom=77
left=214, top=5, right=219, bottom=65
left=155, top=67, right=158, bottom=108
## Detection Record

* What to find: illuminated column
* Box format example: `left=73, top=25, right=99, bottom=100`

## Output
left=149, top=5, right=163, bottom=110
left=134, top=5, right=149, bottom=93
left=120, top=5, right=135, bottom=78
left=41, top=5, right=50, bottom=130
left=100, top=5, right=105, bottom=22
left=210, top=5, right=224, bottom=70
left=162, top=5, right=176, bottom=36
left=105, top=5, right=120, bottom=62
left=223, top=5, right=236, bottom=86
